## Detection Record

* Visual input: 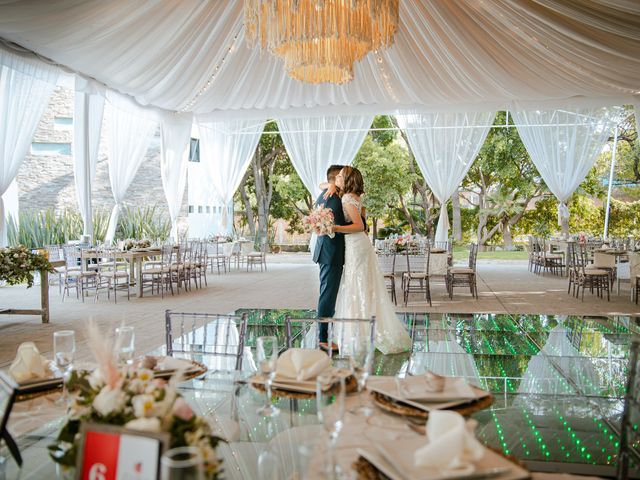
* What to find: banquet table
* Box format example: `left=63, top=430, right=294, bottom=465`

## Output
left=3, top=369, right=530, bottom=480
left=119, top=248, right=162, bottom=298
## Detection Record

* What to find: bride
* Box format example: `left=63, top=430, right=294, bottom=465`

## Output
left=327, top=166, right=412, bottom=355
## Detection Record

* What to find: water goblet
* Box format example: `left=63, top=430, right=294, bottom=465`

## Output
left=316, top=372, right=346, bottom=478
left=256, top=336, right=279, bottom=417
left=115, top=325, right=135, bottom=365
left=161, top=446, right=203, bottom=480
left=53, top=330, right=75, bottom=405
left=349, top=337, right=374, bottom=417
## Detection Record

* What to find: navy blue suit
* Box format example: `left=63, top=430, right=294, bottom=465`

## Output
left=313, top=190, right=347, bottom=342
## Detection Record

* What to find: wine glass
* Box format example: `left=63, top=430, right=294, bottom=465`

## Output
left=115, top=326, right=135, bottom=365
left=349, top=336, right=374, bottom=417
left=256, top=336, right=279, bottom=417
left=316, top=372, right=346, bottom=478
left=54, top=330, right=75, bottom=405
left=161, top=446, right=203, bottom=480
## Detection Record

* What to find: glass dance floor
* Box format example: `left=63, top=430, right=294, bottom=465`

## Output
left=237, top=309, right=639, bottom=477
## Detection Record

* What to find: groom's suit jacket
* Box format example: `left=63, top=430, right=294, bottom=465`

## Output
left=312, top=189, right=347, bottom=266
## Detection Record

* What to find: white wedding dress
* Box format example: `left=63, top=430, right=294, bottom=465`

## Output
left=334, top=194, right=412, bottom=354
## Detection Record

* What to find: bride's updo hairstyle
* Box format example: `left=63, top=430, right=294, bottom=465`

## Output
left=340, top=166, right=365, bottom=196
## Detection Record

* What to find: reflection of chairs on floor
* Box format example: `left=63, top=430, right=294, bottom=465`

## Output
left=284, top=316, right=375, bottom=356
left=165, top=310, right=249, bottom=371
left=618, top=339, right=640, bottom=479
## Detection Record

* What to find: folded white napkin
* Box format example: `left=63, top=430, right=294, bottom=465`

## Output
left=157, top=357, right=192, bottom=371
left=414, top=411, right=484, bottom=470
left=9, top=342, right=49, bottom=383
left=276, top=348, right=330, bottom=381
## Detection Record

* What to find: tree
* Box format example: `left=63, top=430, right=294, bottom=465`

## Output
left=271, top=160, right=312, bottom=234
left=237, top=121, right=287, bottom=240
left=353, top=136, right=415, bottom=239
left=463, top=112, right=545, bottom=249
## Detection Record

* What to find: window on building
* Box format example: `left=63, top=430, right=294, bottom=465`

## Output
left=197, top=206, right=203, bottom=213
left=206, top=206, right=211, bottom=213
left=53, top=117, right=73, bottom=131
left=188, top=205, right=194, bottom=213
left=30, top=143, right=71, bottom=156
left=189, top=138, right=200, bottom=162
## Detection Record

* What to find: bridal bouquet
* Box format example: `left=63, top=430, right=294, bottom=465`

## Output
left=302, top=206, right=335, bottom=236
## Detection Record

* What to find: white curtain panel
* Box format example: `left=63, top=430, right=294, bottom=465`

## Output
left=278, top=115, right=374, bottom=198
left=397, top=112, right=494, bottom=243
left=197, top=119, right=265, bottom=227
left=73, top=77, right=105, bottom=241
left=105, top=91, right=158, bottom=243
left=512, top=107, right=616, bottom=222
left=0, top=49, right=58, bottom=246
left=160, top=113, right=192, bottom=240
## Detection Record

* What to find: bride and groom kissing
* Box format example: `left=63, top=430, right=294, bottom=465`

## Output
left=312, top=165, right=411, bottom=355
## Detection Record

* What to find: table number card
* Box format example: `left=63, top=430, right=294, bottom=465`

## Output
left=77, top=423, right=168, bottom=480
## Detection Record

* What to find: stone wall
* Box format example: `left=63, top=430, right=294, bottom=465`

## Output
left=15, top=86, right=189, bottom=230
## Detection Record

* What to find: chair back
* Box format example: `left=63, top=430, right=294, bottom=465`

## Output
left=284, top=316, right=376, bottom=357
left=617, top=339, right=640, bottom=479
left=630, top=253, right=640, bottom=288
left=377, top=253, right=396, bottom=276
left=594, top=252, right=615, bottom=269
left=165, top=310, right=248, bottom=371
left=405, top=253, right=428, bottom=276
left=468, top=243, right=478, bottom=270
left=430, top=252, right=449, bottom=276
left=62, top=245, right=81, bottom=269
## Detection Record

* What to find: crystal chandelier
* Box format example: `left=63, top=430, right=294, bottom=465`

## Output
left=244, top=0, right=399, bottom=85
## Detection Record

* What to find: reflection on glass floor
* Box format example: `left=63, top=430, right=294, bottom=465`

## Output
left=235, top=309, right=640, bottom=476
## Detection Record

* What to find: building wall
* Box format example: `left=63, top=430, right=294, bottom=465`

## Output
left=15, top=86, right=189, bottom=232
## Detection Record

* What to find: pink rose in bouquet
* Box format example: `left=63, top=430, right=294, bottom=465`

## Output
left=302, top=206, right=335, bottom=236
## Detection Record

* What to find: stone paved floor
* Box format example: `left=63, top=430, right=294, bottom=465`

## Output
left=0, top=253, right=638, bottom=368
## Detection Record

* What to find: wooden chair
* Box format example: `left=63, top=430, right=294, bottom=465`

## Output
left=95, top=250, right=130, bottom=303
left=402, top=248, right=432, bottom=306
left=207, top=239, right=229, bottom=274
left=575, top=245, right=610, bottom=301
left=446, top=243, right=478, bottom=299
left=247, top=236, right=268, bottom=272
left=165, top=310, right=248, bottom=372
left=141, top=245, right=175, bottom=298
left=376, top=253, right=397, bottom=305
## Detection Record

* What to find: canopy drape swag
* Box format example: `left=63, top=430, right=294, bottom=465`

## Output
left=398, top=112, right=494, bottom=243
left=105, top=91, right=158, bottom=243
left=0, top=50, right=58, bottom=246
left=511, top=107, right=617, bottom=235
left=197, top=119, right=265, bottom=228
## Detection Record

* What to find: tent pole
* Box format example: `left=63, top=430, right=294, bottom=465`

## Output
left=603, top=125, right=618, bottom=240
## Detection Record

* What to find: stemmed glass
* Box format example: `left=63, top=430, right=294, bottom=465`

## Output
left=54, top=330, right=75, bottom=405
left=161, top=446, right=203, bottom=480
left=349, top=336, right=374, bottom=417
left=257, top=336, right=279, bottom=417
left=316, top=372, right=346, bottom=479
left=115, top=326, right=135, bottom=365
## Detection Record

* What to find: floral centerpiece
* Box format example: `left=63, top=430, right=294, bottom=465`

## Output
left=0, top=245, right=54, bottom=287
left=48, top=324, right=223, bottom=478
left=118, top=238, right=152, bottom=251
left=392, top=235, right=418, bottom=253
left=302, top=206, right=335, bottom=236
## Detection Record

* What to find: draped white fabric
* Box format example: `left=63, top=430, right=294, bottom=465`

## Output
left=105, top=92, right=158, bottom=243
left=73, top=76, right=105, bottom=240
left=197, top=119, right=264, bottom=227
left=0, top=1, right=637, bottom=118
left=160, top=113, right=192, bottom=240
left=511, top=107, right=616, bottom=223
left=278, top=115, right=373, bottom=197
left=0, top=49, right=58, bottom=246
left=397, top=112, right=494, bottom=243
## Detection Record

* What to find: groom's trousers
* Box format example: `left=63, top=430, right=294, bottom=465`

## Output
left=317, top=263, right=343, bottom=343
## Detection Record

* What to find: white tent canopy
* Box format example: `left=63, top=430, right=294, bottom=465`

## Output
left=0, top=1, right=638, bottom=119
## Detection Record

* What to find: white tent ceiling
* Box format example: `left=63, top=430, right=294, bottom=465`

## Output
left=0, top=0, right=638, bottom=119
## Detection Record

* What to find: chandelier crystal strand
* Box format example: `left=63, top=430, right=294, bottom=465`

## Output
left=244, top=0, right=399, bottom=84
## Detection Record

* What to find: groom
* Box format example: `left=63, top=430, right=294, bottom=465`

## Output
left=313, top=165, right=347, bottom=348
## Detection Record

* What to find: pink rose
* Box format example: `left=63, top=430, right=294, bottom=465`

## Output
left=172, top=397, right=194, bottom=421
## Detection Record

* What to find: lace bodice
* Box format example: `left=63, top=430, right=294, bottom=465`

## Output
left=342, top=193, right=362, bottom=222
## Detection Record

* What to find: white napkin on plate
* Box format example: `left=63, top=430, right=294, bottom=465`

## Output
left=414, top=411, right=484, bottom=470
left=276, top=348, right=331, bottom=381
left=157, top=357, right=192, bottom=371
left=9, top=342, right=49, bottom=383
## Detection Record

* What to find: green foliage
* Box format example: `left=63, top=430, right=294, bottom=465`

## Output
left=0, top=245, right=55, bottom=287
left=7, top=206, right=170, bottom=248
left=353, top=136, right=415, bottom=220
left=369, top=115, right=396, bottom=146
left=607, top=198, right=640, bottom=237
left=116, top=205, right=171, bottom=241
